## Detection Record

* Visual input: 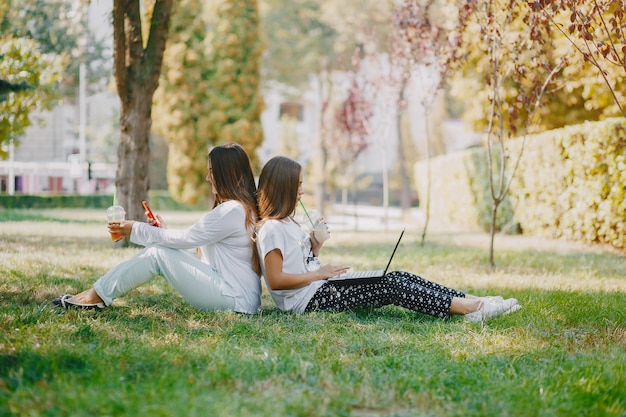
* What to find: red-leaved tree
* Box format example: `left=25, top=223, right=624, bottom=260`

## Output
left=388, top=0, right=472, bottom=243
left=529, top=0, right=626, bottom=117
left=332, top=47, right=375, bottom=209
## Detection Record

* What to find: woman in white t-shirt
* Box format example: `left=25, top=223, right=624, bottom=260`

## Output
left=53, top=143, right=262, bottom=314
left=255, top=156, right=521, bottom=322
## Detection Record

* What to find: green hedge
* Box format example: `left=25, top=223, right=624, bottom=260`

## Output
left=508, top=118, right=626, bottom=249
left=0, top=191, right=206, bottom=211
left=414, top=146, right=518, bottom=233
left=415, top=118, right=626, bottom=251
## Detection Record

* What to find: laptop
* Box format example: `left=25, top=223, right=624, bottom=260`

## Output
left=326, top=227, right=405, bottom=286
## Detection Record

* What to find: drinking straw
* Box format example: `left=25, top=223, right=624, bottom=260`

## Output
left=113, top=186, right=117, bottom=207
left=299, top=199, right=315, bottom=228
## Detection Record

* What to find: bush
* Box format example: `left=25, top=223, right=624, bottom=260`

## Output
left=0, top=191, right=206, bottom=211
left=415, top=118, right=626, bottom=250
left=508, top=118, right=626, bottom=249
left=414, top=146, right=518, bottom=234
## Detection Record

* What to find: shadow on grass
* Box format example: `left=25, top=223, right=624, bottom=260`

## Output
left=2, top=285, right=625, bottom=417
left=0, top=350, right=89, bottom=389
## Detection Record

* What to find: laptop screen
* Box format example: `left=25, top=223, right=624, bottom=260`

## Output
left=383, top=227, right=406, bottom=274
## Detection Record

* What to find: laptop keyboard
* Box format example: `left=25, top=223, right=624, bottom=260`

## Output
left=332, top=270, right=385, bottom=279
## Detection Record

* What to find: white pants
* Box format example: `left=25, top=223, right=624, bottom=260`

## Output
left=93, top=245, right=236, bottom=311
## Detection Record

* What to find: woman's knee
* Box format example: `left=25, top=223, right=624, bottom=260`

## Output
left=144, top=245, right=180, bottom=258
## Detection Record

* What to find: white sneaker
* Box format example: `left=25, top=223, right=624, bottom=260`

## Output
left=464, top=298, right=520, bottom=322
left=479, top=295, right=504, bottom=302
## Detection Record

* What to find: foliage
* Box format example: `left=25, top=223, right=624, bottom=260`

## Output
left=529, top=0, right=626, bottom=118
left=335, top=51, right=373, bottom=159
left=0, top=80, right=32, bottom=101
left=1, top=211, right=626, bottom=416
left=152, top=0, right=214, bottom=204
left=317, top=0, right=393, bottom=62
left=508, top=118, right=626, bottom=249
left=154, top=0, right=263, bottom=206
left=389, top=0, right=471, bottom=94
left=414, top=145, right=519, bottom=234
left=451, top=1, right=567, bottom=136
left=452, top=0, right=624, bottom=132
left=327, top=47, right=377, bottom=198
left=0, top=37, right=63, bottom=157
left=260, top=0, right=393, bottom=89
left=204, top=0, right=264, bottom=166
left=415, top=118, right=626, bottom=252
left=259, top=0, right=395, bottom=214
left=0, top=0, right=110, bottom=98
left=449, top=0, right=566, bottom=266
left=388, top=0, right=474, bottom=233
left=0, top=191, right=204, bottom=210
left=260, top=0, right=336, bottom=89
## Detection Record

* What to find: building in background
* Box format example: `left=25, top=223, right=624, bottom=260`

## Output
left=1, top=0, right=478, bottom=203
left=0, top=0, right=117, bottom=195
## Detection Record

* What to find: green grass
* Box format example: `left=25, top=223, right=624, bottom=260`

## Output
left=1, top=209, right=625, bottom=417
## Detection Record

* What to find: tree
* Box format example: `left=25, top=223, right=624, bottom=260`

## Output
left=458, top=0, right=562, bottom=267
left=112, top=0, right=173, bottom=221
left=260, top=0, right=337, bottom=89
left=0, top=0, right=108, bottom=155
left=152, top=0, right=212, bottom=204
left=333, top=47, right=376, bottom=208
left=451, top=0, right=624, bottom=133
left=202, top=0, right=264, bottom=168
left=154, top=0, right=264, bottom=206
left=388, top=0, right=472, bottom=240
left=0, top=37, right=62, bottom=158
left=1, top=0, right=110, bottom=99
left=260, top=0, right=394, bottom=214
left=0, top=80, right=33, bottom=101
left=260, top=0, right=339, bottom=214
left=529, top=0, right=626, bottom=118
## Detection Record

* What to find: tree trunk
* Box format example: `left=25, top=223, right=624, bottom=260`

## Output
left=419, top=107, right=432, bottom=246
left=116, top=98, right=153, bottom=221
left=314, top=71, right=332, bottom=215
left=489, top=198, right=501, bottom=268
left=396, top=111, right=412, bottom=213
left=396, top=79, right=413, bottom=216
left=112, top=0, right=173, bottom=222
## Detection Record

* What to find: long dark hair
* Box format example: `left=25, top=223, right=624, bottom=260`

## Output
left=208, top=143, right=261, bottom=274
left=257, top=156, right=302, bottom=221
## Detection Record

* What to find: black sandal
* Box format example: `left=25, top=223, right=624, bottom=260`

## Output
left=53, top=294, right=106, bottom=311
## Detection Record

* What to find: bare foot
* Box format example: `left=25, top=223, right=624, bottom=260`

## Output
left=449, top=297, right=483, bottom=315
left=68, top=288, right=104, bottom=305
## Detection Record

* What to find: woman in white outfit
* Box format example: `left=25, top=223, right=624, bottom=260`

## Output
left=255, top=156, right=521, bottom=322
left=53, top=143, right=262, bottom=314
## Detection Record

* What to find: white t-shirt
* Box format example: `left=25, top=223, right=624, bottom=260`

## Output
left=256, top=218, right=325, bottom=313
left=130, top=200, right=262, bottom=314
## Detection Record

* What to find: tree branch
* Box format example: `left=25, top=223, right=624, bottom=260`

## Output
left=113, top=0, right=128, bottom=101
left=145, top=0, right=173, bottom=94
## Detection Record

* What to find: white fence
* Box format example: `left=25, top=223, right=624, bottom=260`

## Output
left=0, top=160, right=116, bottom=195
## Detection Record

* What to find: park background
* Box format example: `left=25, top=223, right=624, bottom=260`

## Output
left=1, top=0, right=625, bottom=415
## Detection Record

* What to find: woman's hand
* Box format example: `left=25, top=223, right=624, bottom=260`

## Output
left=264, top=249, right=349, bottom=290
left=149, top=214, right=167, bottom=228
left=317, top=264, right=350, bottom=279
left=108, top=220, right=135, bottom=238
left=309, top=230, right=324, bottom=255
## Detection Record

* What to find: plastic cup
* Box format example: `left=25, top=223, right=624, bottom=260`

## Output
left=106, top=205, right=126, bottom=241
left=294, top=205, right=331, bottom=244
left=309, top=211, right=330, bottom=243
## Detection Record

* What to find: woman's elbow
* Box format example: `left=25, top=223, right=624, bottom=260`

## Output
left=265, top=275, right=284, bottom=290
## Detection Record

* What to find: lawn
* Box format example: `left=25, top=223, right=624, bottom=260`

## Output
left=1, top=208, right=625, bottom=417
